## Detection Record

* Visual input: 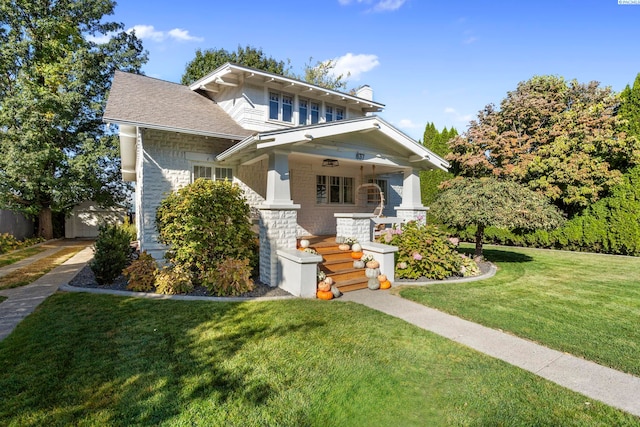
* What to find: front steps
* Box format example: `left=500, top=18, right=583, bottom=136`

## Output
left=301, top=236, right=368, bottom=293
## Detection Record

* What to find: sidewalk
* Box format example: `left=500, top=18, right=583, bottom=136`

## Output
left=341, top=289, right=640, bottom=418
left=0, top=242, right=94, bottom=341
left=0, top=246, right=639, bottom=418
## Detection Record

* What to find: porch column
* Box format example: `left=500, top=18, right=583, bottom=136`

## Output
left=395, top=168, right=428, bottom=225
left=259, top=150, right=301, bottom=286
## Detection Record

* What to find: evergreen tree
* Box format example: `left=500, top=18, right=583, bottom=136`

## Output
left=0, top=0, right=147, bottom=239
left=619, top=73, right=640, bottom=139
left=420, top=123, right=457, bottom=213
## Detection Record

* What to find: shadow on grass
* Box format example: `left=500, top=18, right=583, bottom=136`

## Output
left=458, top=247, right=534, bottom=264
left=0, top=294, right=317, bottom=426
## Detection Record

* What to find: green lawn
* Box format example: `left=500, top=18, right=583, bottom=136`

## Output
left=400, top=245, right=640, bottom=377
left=0, top=247, right=45, bottom=268
left=0, top=293, right=637, bottom=426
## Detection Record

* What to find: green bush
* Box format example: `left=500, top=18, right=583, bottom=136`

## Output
left=0, top=234, right=44, bottom=254
left=90, top=223, right=133, bottom=285
left=379, top=221, right=473, bottom=280
left=201, top=257, right=254, bottom=296
left=156, top=179, right=258, bottom=293
left=155, top=265, right=194, bottom=295
left=123, top=251, right=157, bottom=292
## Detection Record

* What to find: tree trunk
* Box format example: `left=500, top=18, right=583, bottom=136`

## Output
left=474, top=223, right=485, bottom=260
left=39, top=207, right=53, bottom=240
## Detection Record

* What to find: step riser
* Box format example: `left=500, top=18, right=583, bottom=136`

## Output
left=307, top=240, right=367, bottom=293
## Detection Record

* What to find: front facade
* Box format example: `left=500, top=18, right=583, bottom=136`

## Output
left=104, top=63, right=448, bottom=295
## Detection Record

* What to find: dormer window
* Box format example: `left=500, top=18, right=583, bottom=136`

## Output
left=269, top=91, right=294, bottom=123
left=326, top=106, right=334, bottom=122
left=310, top=102, right=320, bottom=124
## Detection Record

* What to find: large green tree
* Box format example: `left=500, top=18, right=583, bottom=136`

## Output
left=431, top=177, right=565, bottom=258
left=447, top=75, right=640, bottom=217
left=420, top=122, right=457, bottom=209
left=181, top=45, right=289, bottom=85
left=0, top=0, right=147, bottom=239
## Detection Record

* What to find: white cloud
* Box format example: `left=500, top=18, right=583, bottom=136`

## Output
left=126, top=25, right=203, bottom=43
left=444, top=107, right=473, bottom=123
left=398, top=119, right=419, bottom=129
left=331, top=53, right=380, bottom=80
left=167, top=28, right=204, bottom=42
left=338, top=0, right=407, bottom=12
left=86, top=33, right=112, bottom=44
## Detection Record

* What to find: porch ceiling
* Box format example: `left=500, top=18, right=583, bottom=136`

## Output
left=217, top=117, right=449, bottom=172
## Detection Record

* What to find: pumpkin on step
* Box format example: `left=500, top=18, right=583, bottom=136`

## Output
left=367, top=278, right=380, bottom=290
left=379, top=280, right=392, bottom=290
left=338, top=243, right=351, bottom=251
left=351, top=243, right=362, bottom=252
left=366, top=260, right=380, bottom=269
left=365, top=267, right=380, bottom=278
left=299, top=239, right=310, bottom=249
left=353, top=260, right=365, bottom=269
left=318, top=281, right=331, bottom=292
left=331, top=285, right=342, bottom=298
left=317, top=290, right=333, bottom=300
left=351, top=251, right=363, bottom=260
left=377, top=274, right=387, bottom=282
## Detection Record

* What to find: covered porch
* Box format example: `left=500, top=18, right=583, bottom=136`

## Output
left=217, top=116, right=448, bottom=295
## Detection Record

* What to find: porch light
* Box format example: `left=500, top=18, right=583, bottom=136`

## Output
left=322, top=159, right=339, bottom=167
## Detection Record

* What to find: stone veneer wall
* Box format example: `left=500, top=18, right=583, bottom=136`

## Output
left=136, top=129, right=235, bottom=260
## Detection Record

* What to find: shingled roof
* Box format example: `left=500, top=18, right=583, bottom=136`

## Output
left=103, top=71, right=253, bottom=139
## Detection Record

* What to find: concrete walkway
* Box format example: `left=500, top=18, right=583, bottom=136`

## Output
left=341, top=289, right=640, bottom=418
left=0, top=243, right=94, bottom=341
left=0, top=246, right=639, bottom=419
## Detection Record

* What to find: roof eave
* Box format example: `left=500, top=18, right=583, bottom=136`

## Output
left=103, top=117, right=251, bottom=141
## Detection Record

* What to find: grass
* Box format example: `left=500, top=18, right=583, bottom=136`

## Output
left=0, top=293, right=638, bottom=426
left=0, top=246, right=85, bottom=290
left=0, top=247, right=46, bottom=268
left=399, top=245, right=640, bottom=377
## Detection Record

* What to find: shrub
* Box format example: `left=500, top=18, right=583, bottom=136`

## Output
left=90, top=223, right=133, bottom=285
left=0, top=233, right=19, bottom=254
left=156, top=179, right=258, bottom=292
left=379, top=221, right=470, bottom=280
left=201, top=257, right=254, bottom=296
left=123, top=251, right=157, bottom=292
left=155, top=265, right=194, bottom=295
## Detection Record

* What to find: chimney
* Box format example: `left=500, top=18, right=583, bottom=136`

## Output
left=356, top=85, right=373, bottom=101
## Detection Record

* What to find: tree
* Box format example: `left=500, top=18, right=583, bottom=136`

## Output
left=301, top=57, right=350, bottom=91
left=420, top=123, right=457, bottom=209
left=0, top=0, right=147, bottom=239
left=619, top=72, right=640, bottom=140
left=431, top=177, right=565, bottom=258
left=181, top=45, right=290, bottom=85
left=447, top=76, right=640, bottom=217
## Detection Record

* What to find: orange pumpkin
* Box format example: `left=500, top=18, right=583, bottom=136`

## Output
left=379, top=280, right=392, bottom=289
left=317, top=290, right=334, bottom=300
left=351, top=252, right=363, bottom=260
left=366, top=260, right=380, bottom=269
left=377, top=274, right=387, bottom=282
left=338, top=243, right=351, bottom=251
left=318, top=281, right=331, bottom=292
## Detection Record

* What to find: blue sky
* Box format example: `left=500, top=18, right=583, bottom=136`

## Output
left=106, top=0, right=640, bottom=140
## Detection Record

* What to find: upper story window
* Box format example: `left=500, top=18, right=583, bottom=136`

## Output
left=325, top=105, right=345, bottom=122
left=269, top=91, right=294, bottom=123
left=310, top=102, right=320, bottom=124
left=299, top=99, right=308, bottom=125
left=192, top=165, right=233, bottom=183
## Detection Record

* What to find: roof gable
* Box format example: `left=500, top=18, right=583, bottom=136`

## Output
left=190, top=63, right=385, bottom=114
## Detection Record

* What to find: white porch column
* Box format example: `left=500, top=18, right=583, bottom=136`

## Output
left=395, top=168, right=428, bottom=225
left=259, top=150, right=301, bottom=286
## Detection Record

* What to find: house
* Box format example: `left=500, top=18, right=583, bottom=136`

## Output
left=103, top=63, right=448, bottom=296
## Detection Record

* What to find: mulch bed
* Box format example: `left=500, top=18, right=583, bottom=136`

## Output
left=68, top=265, right=293, bottom=298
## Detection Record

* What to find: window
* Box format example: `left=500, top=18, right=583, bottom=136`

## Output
left=192, top=165, right=233, bottom=182
left=299, top=99, right=308, bottom=125
left=367, top=178, right=387, bottom=206
left=310, top=102, right=320, bottom=124
left=326, top=105, right=334, bottom=122
left=268, top=91, right=293, bottom=123
left=336, top=107, right=344, bottom=121
left=317, top=175, right=354, bottom=204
